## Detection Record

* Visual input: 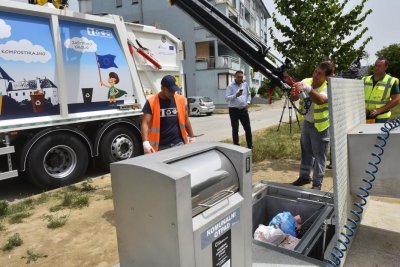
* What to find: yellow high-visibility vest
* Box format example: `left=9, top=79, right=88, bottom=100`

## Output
left=299, top=78, right=329, bottom=132
left=364, top=74, right=396, bottom=119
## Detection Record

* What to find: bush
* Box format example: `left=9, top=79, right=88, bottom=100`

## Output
left=2, top=233, right=23, bottom=251
left=257, top=85, right=267, bottom=98
left=250, top=87, right=257, bottom=98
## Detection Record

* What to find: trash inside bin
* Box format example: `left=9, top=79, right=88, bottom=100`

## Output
left=252, top=181, right=335, bottom=262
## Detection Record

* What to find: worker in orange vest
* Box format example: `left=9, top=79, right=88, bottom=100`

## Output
left=141, top=75, right=195, bottom=153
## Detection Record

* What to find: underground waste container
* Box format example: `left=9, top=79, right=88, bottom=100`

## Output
left=111, top=142, right=253, bottom=267
left=252, top=181, right=336, bottom=265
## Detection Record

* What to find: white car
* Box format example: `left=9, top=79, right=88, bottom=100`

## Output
left=188, top=96, right=215, bottom=116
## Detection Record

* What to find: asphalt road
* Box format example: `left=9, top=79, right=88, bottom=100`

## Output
left=0, top=101, right=291, bottom=201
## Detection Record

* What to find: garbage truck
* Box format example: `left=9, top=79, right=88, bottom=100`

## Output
left=0, top=0, right=185, bottom=188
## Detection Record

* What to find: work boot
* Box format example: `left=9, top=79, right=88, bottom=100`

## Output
left=291, top=177, right=311, bottom=186
left=312, top=184, right=322, bottom=190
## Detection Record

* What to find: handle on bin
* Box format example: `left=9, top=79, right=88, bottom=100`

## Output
left=197, top=189, right=235, bottom=208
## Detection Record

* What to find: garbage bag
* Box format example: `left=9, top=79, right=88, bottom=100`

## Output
left=279, top=235, right=300, bottom=250
left=268, top=211, right=298, bottom=237
left=254, top=224, right=286, bottom=245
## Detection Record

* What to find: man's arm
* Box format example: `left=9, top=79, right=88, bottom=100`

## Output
left=308, top=89, right=328, bottom=105
left=225, top=84, right=238, bottom=102
left=370, top=94, right=400, bottom=117
left=369, top=82, right=400, bottom=117
left=141, top=111, right=155, bottom=153
left=185, top=113, right=194, bottom=138
left=185, top=99, right=195, bottom=140
left=141, top=113, right=152, bottom=142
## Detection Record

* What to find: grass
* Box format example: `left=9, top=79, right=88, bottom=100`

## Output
left=224, top=122, right=301, bottom=163
left=80, top=180, right=97, bottom=192
left=0, top=222, right=5, bottom=231
left=8, top=198, right=35, bottom=215
left=2, top=233, right=23, bottom=251
left=0, top=200, right=8, bottom=217
left=8, top=212, right=32, bottom=224
left=390, top=104, right=400, bottom=119
left=42, top=214, right=68, bottom=229
left=21, top=250, right=48, bottom=263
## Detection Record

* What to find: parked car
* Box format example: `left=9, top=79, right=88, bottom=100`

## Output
left=188, top=96, right=215, bottom=116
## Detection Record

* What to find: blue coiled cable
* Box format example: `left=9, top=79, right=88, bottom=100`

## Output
left=325, top=118, right=400, bottom=267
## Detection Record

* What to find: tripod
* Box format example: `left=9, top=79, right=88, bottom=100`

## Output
left=277, top=95, right=301, bottom=133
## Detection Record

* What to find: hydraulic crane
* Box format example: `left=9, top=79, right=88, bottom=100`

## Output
left=169, top=0, right=292, bottom=92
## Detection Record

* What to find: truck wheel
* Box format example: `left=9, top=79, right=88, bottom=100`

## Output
left=26, top=133, right=88, bottom=189
left=98, top=127, right=141, bottom=171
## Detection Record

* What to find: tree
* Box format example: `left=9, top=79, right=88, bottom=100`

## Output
left=269, top=0, right=372, bottom=79
left=376, top=43, right=400, bottom=79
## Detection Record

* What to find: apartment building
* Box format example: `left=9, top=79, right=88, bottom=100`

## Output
left=78, top=0, right=271, bottom=105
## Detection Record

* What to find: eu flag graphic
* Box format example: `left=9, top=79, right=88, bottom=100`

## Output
left=97, top=54, right=118, bottom=69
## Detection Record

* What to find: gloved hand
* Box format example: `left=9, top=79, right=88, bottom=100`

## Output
left=189, top=137, right=196, bottom=143
left=143, top=141, right=155, bottom=154
left=295, top=82, right=311, bottom=93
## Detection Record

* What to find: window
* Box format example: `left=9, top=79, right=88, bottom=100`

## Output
left=116, top=0, right=122, bottom=8
left=201, top=97, right=213, bottom=102
left=188, top=98, right=196, bottom=104
left=218, top=73, right=234, bottom=90
left=132, top=0, right=139, bottom=4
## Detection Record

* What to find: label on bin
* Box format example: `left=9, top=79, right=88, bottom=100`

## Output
left=201, top=208, right=240, bottom=249
left=212, top=230, right=231, bottom=267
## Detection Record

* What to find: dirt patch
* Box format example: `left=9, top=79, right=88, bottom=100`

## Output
left=0, top=159, right=331, bottom=266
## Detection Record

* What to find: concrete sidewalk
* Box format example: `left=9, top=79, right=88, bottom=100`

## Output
left=191, top=102, right=400, bottom=267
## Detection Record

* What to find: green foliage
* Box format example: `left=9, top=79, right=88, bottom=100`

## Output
left=0, top=200, right=9, bottom=217
left=250, top=87, right=257, bottom=98
left=80, top=180, right=96, bottom=192
left=376, top=43, right=400, bottom=79
left=0, top=222, right=5, bottom=231
left=269, top=0, right=372, bottom=79
left=2, top=233, right=23, bottom=251
left=9, top=212, right=31, bottom=224
left=61, top=192, right=89, bottom=209
left=21, top=250, right=48, bottom=263
left=224, top=123, right=301, bottom=163
left=257, top=86, right=267, bottom=98
left=35, top=193, right=50, bottom=205
left=42, top=214, right=68, bottom=229
left=8, top=198, right=35, bottom=215
left=49, top=205, right=63, bottom=212
left=390, top=103, right=400, bottom=119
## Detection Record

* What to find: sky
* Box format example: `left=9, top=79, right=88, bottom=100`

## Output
left=263, top=0, right=400, bottom=66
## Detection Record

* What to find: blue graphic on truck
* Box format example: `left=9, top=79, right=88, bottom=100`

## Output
left=0, top=11, right=59, bottom=119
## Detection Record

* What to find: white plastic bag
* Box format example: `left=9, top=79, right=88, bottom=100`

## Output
left=254, top=224, right=286, bottom=245
left=279, top=235, right=300, bottom=250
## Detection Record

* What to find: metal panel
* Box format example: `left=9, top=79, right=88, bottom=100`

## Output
left=327, top=78, right=365, bottom=258
left=0, top=170, right=18, bottom=181
left=0, top=146, right=15, bottom=155
left=348, top=124, right=400, bottom=197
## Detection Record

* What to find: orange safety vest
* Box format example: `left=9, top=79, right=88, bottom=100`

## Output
left=147, top=93, right=189, bottom=151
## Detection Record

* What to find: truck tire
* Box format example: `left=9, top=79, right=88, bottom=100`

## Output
left=26, top=133, right=89, bottom=189
left=98, top=127, right=141, bottom=171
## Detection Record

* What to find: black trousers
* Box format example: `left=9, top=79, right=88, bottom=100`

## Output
left=229, top=107, right=253, bottom=149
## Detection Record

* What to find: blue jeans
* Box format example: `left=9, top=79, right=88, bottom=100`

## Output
left=299, top=121, right=330, bottom=186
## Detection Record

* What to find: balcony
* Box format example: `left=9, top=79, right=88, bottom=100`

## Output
left=195, top=55, right=240, bottom=70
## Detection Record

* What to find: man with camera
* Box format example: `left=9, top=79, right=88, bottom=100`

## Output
left=225, top=70, right=253, bottom=149
left=290, top=61, right=334, bottom=190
